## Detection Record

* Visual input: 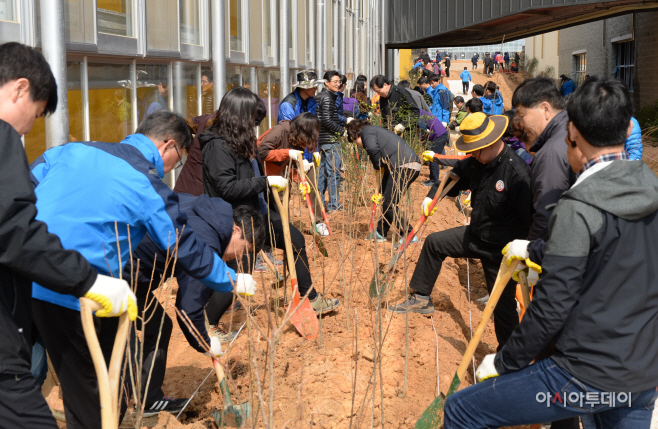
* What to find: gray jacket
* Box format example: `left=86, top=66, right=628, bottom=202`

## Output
left=496, top=160, right=658, bottom=392
left=408, top=89, right=430, bottom=112
left=527, top=110, right=576, bottom=241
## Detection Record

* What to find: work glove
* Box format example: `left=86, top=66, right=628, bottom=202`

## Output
left=267, top=176, right=287, bottom=191
left=394, top=124, right=405, bottom=135
left=313, top=152, right=321, bottom=167
left=288, top=149, right=303, bottom=159
left=84, top=274, right=138, bottom=321
left=513, top=262, right=540, bottom=287
left=502, top=239, right=530, bottom=266
left=204, top=336, right=224, bottom=357
left=235, top=273, right=257, bottom=296
left=346, top=117, right=354, bottom=124
left=371, top=193, right=383, bottom=205
left=299, top=182, right=311, bottom=196
left=422, top=150, right=435, bottom=163
left=421, top=197, right=437, bottom=218
left=463, top=191, right=471, bottom=207
left=475, top=354, right=499, bottom=382
left=302, top=159, right=313, bottom=173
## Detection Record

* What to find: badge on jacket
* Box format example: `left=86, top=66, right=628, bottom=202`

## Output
left=495, top=180, right=505, bottom=192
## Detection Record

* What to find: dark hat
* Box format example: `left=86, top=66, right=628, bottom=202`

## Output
left=455, top=113, right=508, bottom=153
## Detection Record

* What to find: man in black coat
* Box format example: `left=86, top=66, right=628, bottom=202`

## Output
left=443, top=55, right=451, bottom=78
left=0, top=43, right=136, bottom=428
left=370, top=75, right=421, bottom=130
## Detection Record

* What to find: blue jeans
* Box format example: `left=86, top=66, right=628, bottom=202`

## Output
left=444, top=358, right=658, bottom=429
left=30, top=334, right=48, bottom=387
left=318, top=144, right=342, bottom=211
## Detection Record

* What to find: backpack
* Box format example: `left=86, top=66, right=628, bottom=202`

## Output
left=437, top=88, right=454, bottom=111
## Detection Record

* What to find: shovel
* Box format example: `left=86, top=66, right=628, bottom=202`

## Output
left=369, top=169, right=383, bottom=236
left=270, top=184, right=320, bottom=340
left=414, top=259, right=519, bottom=429
left=79, top=297, right=131, bottom=429
left=294, top=153, right=329, bottom=257
left=210, top=358, right=251, bottom=427
left=369, top=171, right=459, bottom=298
left=258, top=250, right=285, bottom=285
left=310, top=163, right=332, bottom=228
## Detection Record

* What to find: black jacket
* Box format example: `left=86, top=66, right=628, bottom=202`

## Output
left=0, top=120, right=96, bottom=374
left=380, top=85, right=421, bottom=128
left=315, top=88, right=344, bottom=148
left=361, top=126, right=420, bottom=169
left=527, top=110, right=576, bottom=241
left=429, top=145, right=532, bottom=247
left=443, top=58, right=451, bottom=68
left=130, top=193, right=233, bottom=352
left=496, top=160, right=658, bottom=393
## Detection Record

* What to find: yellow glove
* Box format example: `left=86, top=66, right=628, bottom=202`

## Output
left=299, top=182, right=311, bottom=196
left=84, top=274, right=138, bottom=321
left=421, top=197, right=437, bottom=218
left=371, top=193, right=383, bottom=205
left=463, top=191, right=471, bottom=208
left=512, top=262, right=540, bottom=287
left=313, top=152, right=321, bottom=167
left=422, top=150, right=436, bottom=162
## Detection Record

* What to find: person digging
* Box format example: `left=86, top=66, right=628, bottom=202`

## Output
left=389, top=112, right=532, bottom=349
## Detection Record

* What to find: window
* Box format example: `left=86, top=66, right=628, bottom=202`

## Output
left=87, top=62, right=134, bottom=143
left=257, top=68, right=270, bottom=135
left=200, top=65, right=215, bottom=115
left=226, top=65, right=241, bottom=92
left=616, top=41, right=634, bottom=92
left=146, top=0, right=178, bottom=51
left=97, top=0, right=134, bottom=37
left=263, top=0, right=272, bottom=58
left=180, top=0, right=201, bottom=45
left=306, top=0, right=313, bottom=63
left=573, top=53, right=586, bottom=86
left=0, top=0, right=16, bottom=22
left=242, top=67, right=255, bottom=93
left=136, top=64, right=170, bottom=125
left=173, top=62, right=199, bottom=120
left=229, top=0, right=243, bottom=52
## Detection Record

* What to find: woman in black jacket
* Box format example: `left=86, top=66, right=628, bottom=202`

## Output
left=200, top=88, right=339, bottom=314
left=346, top=120, right=421, bottom=246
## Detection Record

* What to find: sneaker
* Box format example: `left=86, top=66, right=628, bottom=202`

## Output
left=309, top=293, right=341, bottom=314
left=315, top=222, right=330, bottom=236
left=327, top=204, right=343, bottom=213
left=210, top=323, right=238, bottom=343
left=388, top=293, right=434, bottom=314
left=254, top=258, right=268, bottom=272
left=393, top=235, right=419, bottom=249
left=366, top=231, right=387, bottom=242
left=476, top=293, right=490, bottom=304
left=265, top=252, right=283, bottom=266
left=143, top=395, right=190, bottom=417
left=422, top=180, right=436, bottom=187
left=225, top=300, right=242, bottom=313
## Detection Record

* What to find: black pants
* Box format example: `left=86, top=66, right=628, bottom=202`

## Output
left=445, top=68, right=450, bottom=78
left=428, top=133, right=449, bottom=183
left=33, top=300, right=132, bottom=429
left=472, top=62, right=477, bottom=70
left=410, top=226, right=519, bottom=348
left=462, top=81, right=469, bottom=94
left=377, top=167, right=420, bottom=237
left=0, top=373, right=59, bottom=428
left=206, top=290, right=234, bottom=325
left=269, top=217, right=316, bottom=299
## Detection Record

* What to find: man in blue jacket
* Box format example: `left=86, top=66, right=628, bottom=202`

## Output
left=560, top=74, right=576, bottom=96
left=277, top=69, right=324, bottom=122
left=625, top=116, right=643, bottom=160
left=30, top=110, right=257, bottom=428
left=429, top=74, right=451, bottom=124
left=129, top=194, right=266, bottom=416
left=460, top=67, right=472, bottom=95
left=472, top=84, right=492, bottom=114
left=485, top=81, right=504, bottom=115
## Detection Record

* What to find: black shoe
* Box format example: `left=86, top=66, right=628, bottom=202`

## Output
left=388, top=293, right=435, bottom=314
left=143, top=396, right=190, bottom=417
left=422, top=180, right=436, bottom=187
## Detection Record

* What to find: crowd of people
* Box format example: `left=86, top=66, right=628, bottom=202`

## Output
left=0, top=40, right=656, bottom=429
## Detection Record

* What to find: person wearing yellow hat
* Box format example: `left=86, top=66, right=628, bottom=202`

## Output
left=389, top=112, right=532, bottom=348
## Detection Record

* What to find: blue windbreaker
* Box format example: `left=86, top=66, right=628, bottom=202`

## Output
left=30, top=134, right=237, bottom=311
left=277, top=88, right=318, bottom=161
left=429, top=84, right=450, bottom=123
left=561, top=79, right=576, bottom=97
left=480, top=96, right=493, bottom=115
left=624, top=117, right=643, bottom=161
left=485, top=90, right=504, bottom=115
left=460, top=70, right=472, bottom=82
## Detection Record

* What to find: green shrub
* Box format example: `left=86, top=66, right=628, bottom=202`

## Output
left=636, top=100, right=658, bottom=130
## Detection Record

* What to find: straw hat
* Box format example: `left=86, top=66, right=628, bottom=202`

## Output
left=455, top=112, right=508, bottom=153
left=293, top=69, right=325, bottom=89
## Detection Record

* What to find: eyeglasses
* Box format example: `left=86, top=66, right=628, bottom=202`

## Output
left=169, top=142, right=184, bottom=170
left=201, top=79, right=210, bottom=84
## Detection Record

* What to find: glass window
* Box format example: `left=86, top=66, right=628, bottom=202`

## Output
left=306, top=0, right=313, bottom=63
left=263, top=0, right=272, bottom=57
left=229, top=0, right=243, bottom=52
left=226, top=65, right=241, bottom=92
left=574, top=53, right=587, bottom=86
left=257, top=68, right=270, bottom=135
left=173, top=62, right=199, bottom=120
left=616, top=41, right=635, bottom=92
left=288, top=2, right=293, bottom=60
left=200, top=65, right=215, bottom=115
left=269, top=69, right=281, bottom=127
left=65, top=0, right=95, bottom=44
left=136, top=64, right=170, bottom=125
left=180, top=0, right=201, bottom=45
left=242, top=67, right=255, bottom=93
left=146, top=0, right=178, bottom=51
left=97, top=0, right=134, bottom=37
left=88, top=62, right=134, bottom=143
left=249, top=0, right=262, bottom=61
left=0, top=0, right=16, bottom=22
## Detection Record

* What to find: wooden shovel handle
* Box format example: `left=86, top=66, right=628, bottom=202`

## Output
left=270, top=188, right=298, bottom=281
left=80, top=297, right=130, bottom=429
left=518, top=270, right=531, bottom=310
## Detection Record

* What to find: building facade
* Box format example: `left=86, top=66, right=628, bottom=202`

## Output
left=0, top=0, right=387, bottom=184
left=524, top=31, right=560, bottom=79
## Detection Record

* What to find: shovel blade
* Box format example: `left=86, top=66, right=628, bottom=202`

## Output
left=212, top=401, right=251, bottom=428
left=368, top=270, right=393, bottom=298
left=314, top=233, right=329, bottom=257
left=287, top=295, right=319, bottom=340
left=415, top=373, right=461, bottom=428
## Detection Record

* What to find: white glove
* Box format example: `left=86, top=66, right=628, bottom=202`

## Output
left=394, top=124, right=405, bottom=135
left=235, top=273, right=257, bottom=296
left=84, top=274, right=138, bottom=321
left=313, top=152, right=321, bottom=167
left=205, top=336, right=223, bottom=357
left=475, top=354, right=499, bottom=382
left=267, top=176, right=287, bottom=191
left=421, top=197, right=437, bottom=217
left=302, top=159, right=313, bottom=173
left=441, top=122, right=448, bottom=128
left=422, top=150, right=435, bottom=162
left=346, top=117, right=354, bottom=124
left=513, top=262, right=540, bottom=287
left=288, top=149, right=303, bottom=159
left=502, top=240, right=530, bottom=266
